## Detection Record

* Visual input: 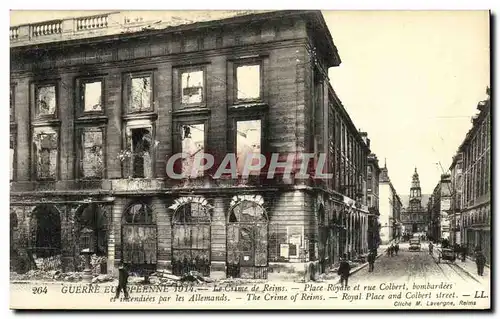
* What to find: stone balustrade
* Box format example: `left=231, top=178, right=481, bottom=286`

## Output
left=9, top=12, right=121, bottom=47
left=9, top=11, right=259, bottom=48
left=10, top=26, right=19, bottom=40
left=31, top=20, right=62, bottom=37
left=76, top=14, right=109, bottom=31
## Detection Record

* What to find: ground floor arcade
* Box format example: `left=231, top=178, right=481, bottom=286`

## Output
left=10, top=188, right=372, bottom=280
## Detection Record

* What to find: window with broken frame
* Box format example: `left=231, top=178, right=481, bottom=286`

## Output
left=235, top=63, right=261, bottom=102
left=33, top=131, right=58, bottom=180
left=79, top=128, right=105, bottom=179
left=124, top=126, right=154, bottom=178
left=181, top=69, right=205, bottom=105
left=79, top=78, right=104, bottom=114
left=35, top=84, right=57, bottom=117
left=127, top=73, right=154, bottom=113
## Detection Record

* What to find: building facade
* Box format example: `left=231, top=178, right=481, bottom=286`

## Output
left=10, top=10, right=372, bottom=279
left=428, top=174, right=452, bottom=242
left=458, top=90, right=491, bottom=263
left=378, top=162, right=402, bottom=244
left=401, top=168, right=428, bottom=235
left=366, top=153, right=381, bottom=250
left=448, top=153, right=463, bottom=245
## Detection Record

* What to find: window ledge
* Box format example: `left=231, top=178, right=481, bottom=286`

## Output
left=122, top=112, right=158, bottom=121
left=229, top=102, right=268, bottom=110
left=32, top=119, right=61, bottom=127
left=75, top=115, right=108, bottom=125
left=172, top=107, right=211, bottom=117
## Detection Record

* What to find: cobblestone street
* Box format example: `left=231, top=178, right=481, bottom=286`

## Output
left=348, top=242, right=485, bottom=287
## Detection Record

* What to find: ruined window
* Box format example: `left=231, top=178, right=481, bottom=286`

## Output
left=236, top=120, right=261, bottom=176
left=129, top=76, right=153, bottom=112
left=130, top=127, right=152, bottom=178
left=181, top=70, right=204, bottom=104
left=81, top=129, right=104, bottom=179
left=10, top=134, right=15, bottom=181
left=36, top=85, right=57, bottom=116
left=236, top=64, right=261, bottom=101
left=82, top=80, right=103, bottom=112
left=181, top=124, right=205, bottom=178
left=34, top=132, right=58, bottom=180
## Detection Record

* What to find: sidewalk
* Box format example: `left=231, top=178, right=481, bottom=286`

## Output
left=431, top=244, right=489, bottom=285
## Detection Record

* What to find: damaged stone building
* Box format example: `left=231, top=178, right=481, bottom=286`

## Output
left=10, top=10, right=372, bottom=280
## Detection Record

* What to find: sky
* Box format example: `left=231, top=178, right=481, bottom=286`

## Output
left=324, top=11, right=490, bottom=195
left=9, top=10, right=490, bottom=195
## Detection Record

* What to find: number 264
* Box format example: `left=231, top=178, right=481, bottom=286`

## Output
left=32, top=286, right=48, bottom=294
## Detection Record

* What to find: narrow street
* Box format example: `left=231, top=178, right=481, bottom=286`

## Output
left=349, top=242, right=483, bottom=286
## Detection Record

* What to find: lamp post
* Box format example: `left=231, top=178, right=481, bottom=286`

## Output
left=80, top=227, right=94, bottom=283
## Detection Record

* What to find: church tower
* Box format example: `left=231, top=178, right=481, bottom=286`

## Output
left=410, top=167, right=422, bottom=200
left=403, top=167, right=427, bottom=235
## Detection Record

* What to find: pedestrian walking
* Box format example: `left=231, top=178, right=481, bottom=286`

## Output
left=389, top=244, right=394, bottom=257
left=395, top=243, right=399, bottom=256
left=475, top=249, right=486, bottom=276
left=338, top=254, right=351, bottom=288
left=454, top=243, right=461, bottom=259
left=460, top=245, right=467, bottom=262
left=429, top=242, right=434, bottom=255
left=115, top=263, right=130, bottom=300
left=368, top=250, right=376, bottom=272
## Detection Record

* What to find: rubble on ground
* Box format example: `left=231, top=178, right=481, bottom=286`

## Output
left=91, top=274, right=114, bottom=284
left=218, top=278, right=266, bottom=286
left=147, top=270, right=215, bottom=286
left=33, top=255, right=62, bottom=272
left=10, top=269, right=115, bottom=283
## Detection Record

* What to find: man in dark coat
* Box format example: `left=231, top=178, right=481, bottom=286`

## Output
left=367, top=250, right=376, bottom=272
left=475, top=249, right=486, bottom=276
left=428, top=241, right=434, bottom=255
left=460, top=245, right=467, bottom=262
left=338, top=254, right=351, bottom=288
left=115, top=263, right=130, bottom=300
left=395, top=243, right=399, bottom=256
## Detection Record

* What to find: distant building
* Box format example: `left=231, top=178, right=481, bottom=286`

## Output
left=448, top=152, right=463, bottom=245
left=378, top=161, right=403, bottom=244
left=428, top=174, right=452, bottom=242
left=401, top=168, right=428, bottom=235
left=366, top=152, right=381, bottom=249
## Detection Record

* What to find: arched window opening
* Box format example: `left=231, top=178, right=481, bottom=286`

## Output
left=30, top=205, right=61, bottom=256
left=121, top=202, right=157, bottom=274
left=171, top=201, right=211, bottom=276
left=123, top=202, right=154, bottom=225
left=227, top=200, right=268, bottom=279
left=25, top=205, right=62, bottom=272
